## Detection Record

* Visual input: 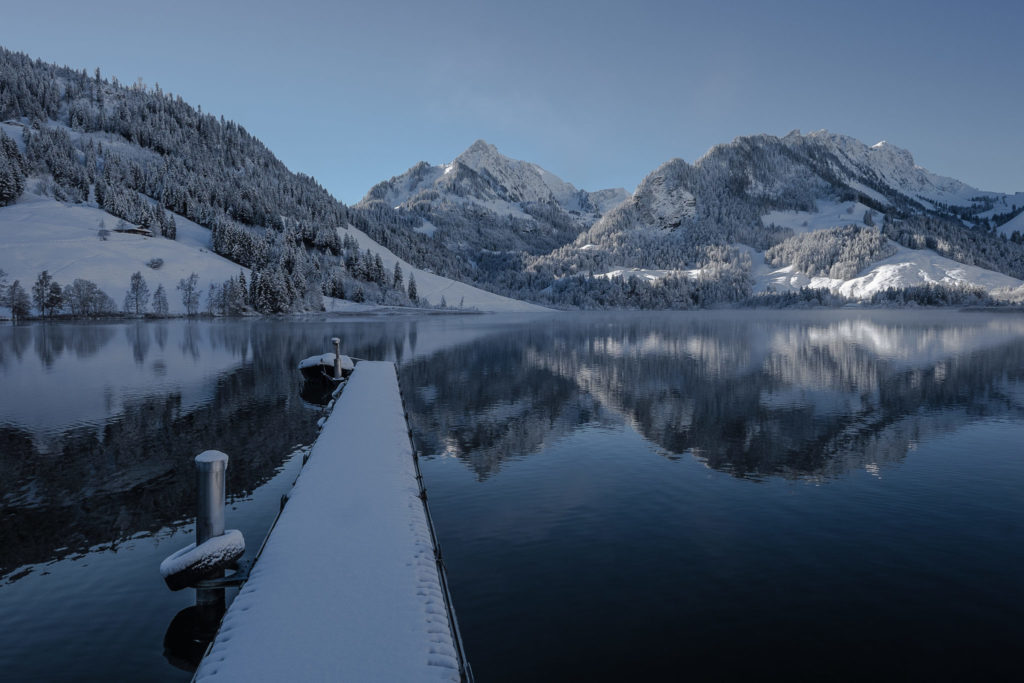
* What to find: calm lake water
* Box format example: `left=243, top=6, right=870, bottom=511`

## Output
left=2, top=311, right=1023, bottom=681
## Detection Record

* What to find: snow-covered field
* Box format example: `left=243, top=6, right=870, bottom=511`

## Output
left=341, top=225, right=550, bottom=312
left=594, top=266, right=702, bottom=282
left=754, top=242, right=1023, bottom=298
left=593, top=240, right=1023, bottom=302
left=0, top=192, right=248, bottom=315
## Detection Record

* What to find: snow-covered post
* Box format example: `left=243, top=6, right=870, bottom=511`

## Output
left=195, top=451, right=228, bottom=610
left=160, top=450, right=243, bottom=596
left=196, top=451, right=228, bottom=546
left=332, top=337, right=342, bottom=379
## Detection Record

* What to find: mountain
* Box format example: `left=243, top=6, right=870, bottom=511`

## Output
left=350, top=141, right=629, bottom=294
left=366, top=139, right=628, bottom=216
left=3, top=45, right=1024, bottom=313
left=518, top=130, right=1024, bottom=307
left=0, top=46, right=487, bottom=315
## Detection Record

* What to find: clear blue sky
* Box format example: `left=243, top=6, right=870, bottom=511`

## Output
left=2, top=0, right=1021, bottom=203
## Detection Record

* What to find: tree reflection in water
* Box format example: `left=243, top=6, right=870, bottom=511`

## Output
left=401, top=312, right=1024, bottom=480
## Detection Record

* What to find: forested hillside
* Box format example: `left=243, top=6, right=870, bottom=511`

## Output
left=0, top=46, right=416, bottom=314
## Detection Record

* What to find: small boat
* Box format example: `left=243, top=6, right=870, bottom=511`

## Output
left=298, top=337, right=354, bottom=383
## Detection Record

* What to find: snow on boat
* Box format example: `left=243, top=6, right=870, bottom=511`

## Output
left=298, top=337, right=354, bottom=383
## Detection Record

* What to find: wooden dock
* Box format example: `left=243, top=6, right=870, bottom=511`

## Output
left=193, top=361, right=469, bottom=682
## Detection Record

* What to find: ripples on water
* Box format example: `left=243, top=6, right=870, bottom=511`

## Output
left=1, top=312, right=1022, bottom=680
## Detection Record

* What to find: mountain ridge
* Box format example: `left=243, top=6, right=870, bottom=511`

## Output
left=3, top=46, right=1024, bottom=313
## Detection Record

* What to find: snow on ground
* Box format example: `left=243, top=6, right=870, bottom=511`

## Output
left=413, top=218, right=439, bottom=237
left=751, top=241, right=1023, bottom=299
left=761, top=199, right=875, bottom=234
left=845, top=181, right=890, bottom=207
left=594, top=266, right=701, bottom=282
left=0, top=192, right=247, bottom=314
left=194, top=362, right=461, bottom=682
left=556, top=238, right=1020, bottom=304
left=0, top=121, right=28, bottom=152
left=835, top=245, right=1022, bottom=299
left=341, top=225, right=550, bottom=312
left=995, top=210, right=1024, bottom=236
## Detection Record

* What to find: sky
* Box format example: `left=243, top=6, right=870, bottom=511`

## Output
left=2, top=0, right=1021, bottom=203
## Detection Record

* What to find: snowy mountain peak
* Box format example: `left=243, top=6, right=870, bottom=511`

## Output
left=361, top=140, right=629, bottom=219
left=454, top=139, right=502, bottom=169
left=811, top=131, right=979, bottom=205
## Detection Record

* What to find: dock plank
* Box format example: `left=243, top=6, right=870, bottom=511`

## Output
left=194, top=361, right=459, bottom=682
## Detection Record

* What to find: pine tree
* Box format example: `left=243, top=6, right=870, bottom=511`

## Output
left=393, top=262, right=403, bottom=289
left=374, top=253, right=385, bottom=284
left=238, top=270, right=247, bottom=304
left=407, top=273, right=417, bottom=303
left=0, top=130, right=25, bottom=206
left=248, top=271, right=259, bottom=307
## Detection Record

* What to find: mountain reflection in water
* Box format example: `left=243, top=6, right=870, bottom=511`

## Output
left=401, top=312, right=1024, bottom=480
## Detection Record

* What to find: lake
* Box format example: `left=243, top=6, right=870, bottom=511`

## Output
left=2, top=311, right=1022, bottom=680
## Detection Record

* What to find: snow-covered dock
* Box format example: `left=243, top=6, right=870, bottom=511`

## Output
left=193, top=361, right=467, bottom=682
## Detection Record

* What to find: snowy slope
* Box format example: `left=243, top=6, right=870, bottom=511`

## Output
left=593, top=239, right=1023, bottom=301
left=0, top=192, right=247, bottom=315
left=997, top=211, right=1024, bottom=235
left=802, top=130, right=987, bottom=207
left=835, top=245, right=1022, bottom=299
left=762, top=199, right=877, bottom=234
left=752, top=242, right=1022, bottom=299
left=341, top=225, right=551, bottom=312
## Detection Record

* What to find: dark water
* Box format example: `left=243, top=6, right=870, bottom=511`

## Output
left=2, top=312, right=1023, bottom=681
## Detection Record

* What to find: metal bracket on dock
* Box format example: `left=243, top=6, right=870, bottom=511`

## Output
left=193, top=559, right=252, bottom=589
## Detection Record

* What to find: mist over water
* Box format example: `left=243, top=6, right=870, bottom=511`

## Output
left=1, top=312, right=1022, bottom=680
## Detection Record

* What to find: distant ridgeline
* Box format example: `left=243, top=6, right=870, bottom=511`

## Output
left=2, top=45, right=1024, bottom=312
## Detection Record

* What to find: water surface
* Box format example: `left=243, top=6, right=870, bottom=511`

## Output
left=2, top=311, right=1022, bottom=680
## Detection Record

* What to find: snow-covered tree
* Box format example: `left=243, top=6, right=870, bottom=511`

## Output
left=407, top=273, right=417, bottom=303
left=0, top=130, right=26, bottom=205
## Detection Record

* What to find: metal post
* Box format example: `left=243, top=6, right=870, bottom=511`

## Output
left=195, top=450, right=228, bottom=546
left=332, top=337, right=342, bottom=379
left=195, top=450, right=228, bottom=610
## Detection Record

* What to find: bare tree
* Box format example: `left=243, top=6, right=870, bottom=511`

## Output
left=123, top=271, right=150, bottom=315
left=177, top=272, right=200, bottom=316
